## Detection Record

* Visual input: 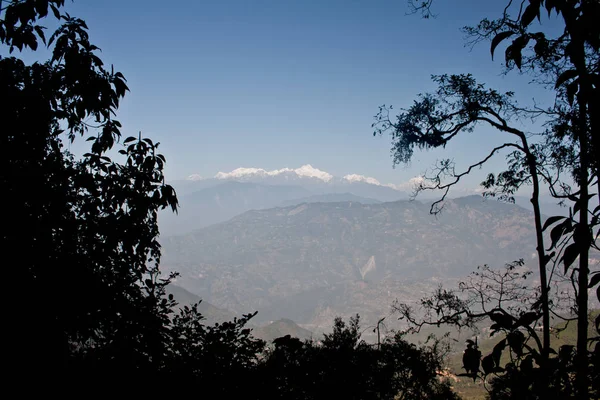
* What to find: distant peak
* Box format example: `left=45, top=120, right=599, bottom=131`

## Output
left=211, top=165, right=422, bottom=191
left=186, top=174, right=204, bottom=181
left=343, top=174, right=381, bottom=186
left=293, top=164, right=333, bottom=182
left=215, top=164, right=333, bottom=182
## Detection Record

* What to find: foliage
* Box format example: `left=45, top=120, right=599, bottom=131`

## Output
left=0, top=3, right=461, bottom=398
left=379, top=1, right=600, bottom=398
left=393, top=261, right=597, bottom=399
left=1, top=0, right=181, bottom=381
left=261, top=315, right=460, bottom=400
left=168, top=304, right=266, bottom=396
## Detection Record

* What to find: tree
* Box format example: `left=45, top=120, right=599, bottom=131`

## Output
left=169, top=304, right=266, bottom=396
left=260, top=315, right=460, bottom=400
left=373, top=73, right=555, bottom=367
left=1, top=0, right=179, bottom=382
left=393, top=261, right=592, bottom=399
left=374, top=0, right=599, bottom=398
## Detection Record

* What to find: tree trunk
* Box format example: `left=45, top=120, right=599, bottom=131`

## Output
left=575, top=85, right=590, bottom=400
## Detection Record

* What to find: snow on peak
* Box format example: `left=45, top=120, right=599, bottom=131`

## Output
left=293, top=164, right=333, bottom=182
left=186, top=174, right=204, bottom=181
left=215, top=167, right=269, bottom=180
left=215, top=164, right=333, bottom=182
left=212, top=165, right=419, bottom=191
left=344, top=173, right=425, bottom=191
left=343, top=174, right=382, bottom=186
left=384, top=176, right=425, bottom=191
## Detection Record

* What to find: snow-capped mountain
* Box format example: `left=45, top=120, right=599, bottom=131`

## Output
left=204, top=164, right=417, bottom=192
left=214, top=164, right=334, bottom=183
left=177, top=164, right=419, bottom=202
left=159, top=165, right=419, bottom=236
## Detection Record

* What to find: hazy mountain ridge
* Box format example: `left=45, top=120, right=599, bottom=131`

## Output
left=159, top=180, right=405, bottom=236
left=253, top=319, right=315, bottom=342
left=159, top=182, right=313, bottom=235
left=166, top=284, right=236, bottom=325
left=279, top=192, right=381, bottom=207
left=167, top=284, right=314, bottom=342
left=161, top=196, right=540, bottom=331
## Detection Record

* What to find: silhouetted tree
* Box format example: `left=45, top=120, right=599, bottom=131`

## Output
left=261, top=315, right=460, bottom=400
left=169, top=304, right=265, bottom=396
left=392, top=261, right=591, bottom=398
left=376, top=1, right=599, bottom=397
left=1, top=0, right=179, bottom=384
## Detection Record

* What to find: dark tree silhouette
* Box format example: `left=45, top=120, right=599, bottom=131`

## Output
left=261, top=315, right=460, bottom=400
left=392, top=261, right=593, bottom=399
left=1, top=0, right=179, bottom=384
left=379, top=1, right=600, bottom=397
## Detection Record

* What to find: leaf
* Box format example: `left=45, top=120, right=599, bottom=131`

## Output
left=482, top=354, right=495, bottom=374
left=511, top=35, right=531, bottom=70
left=548, top=219, right=571, bottom=250
left=542, top=215, right=565, bottom=231
left=50, top=4, right=60, bottom=19
left=492, top=339, right=506, bottom=366
left=34, top=25, right=46, bottom=45
left=490, top=311, right=514, bottom=330
left=516, top=311, right=539, bottom=327
left=545, top=0, right=555, bottom=16
left=555, top=69, right=578, bottom=89
left=491, top=31, right=515, bottom=60
left=560, top=242, right=579, bottom=274
left=506, top=43, right=524, bottom=69
left=521, top=4, right=540, bottom=28
left=521, top=354, right=534, bottom=373
left=589, top=272, right=600, bottom=289
left=507, top=330, right=525, bottom=357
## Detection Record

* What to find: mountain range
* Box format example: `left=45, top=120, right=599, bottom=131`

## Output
left=160, top=164, right=573, bottom=237
left=160, top=165, right=411, bottom=236
left=187, top=164, right=410, bottom=190
left=161, top=195, right=545, bottom=334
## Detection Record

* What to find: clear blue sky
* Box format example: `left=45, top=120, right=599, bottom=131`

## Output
left=49, top=1, right=557, bottom=188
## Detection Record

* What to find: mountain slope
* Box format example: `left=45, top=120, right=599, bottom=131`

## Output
left=253, top=319, right=314, bottom=342
left=279, top=193, right=381, bottom=207
left=159, top=182, right=312, bottom=236
left=161, top=196, right=539, bottom=329
left=166, top=284, right=236, bottom=324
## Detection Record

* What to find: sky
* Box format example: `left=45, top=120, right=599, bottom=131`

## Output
left=17, top=0, right=561, bottom=189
